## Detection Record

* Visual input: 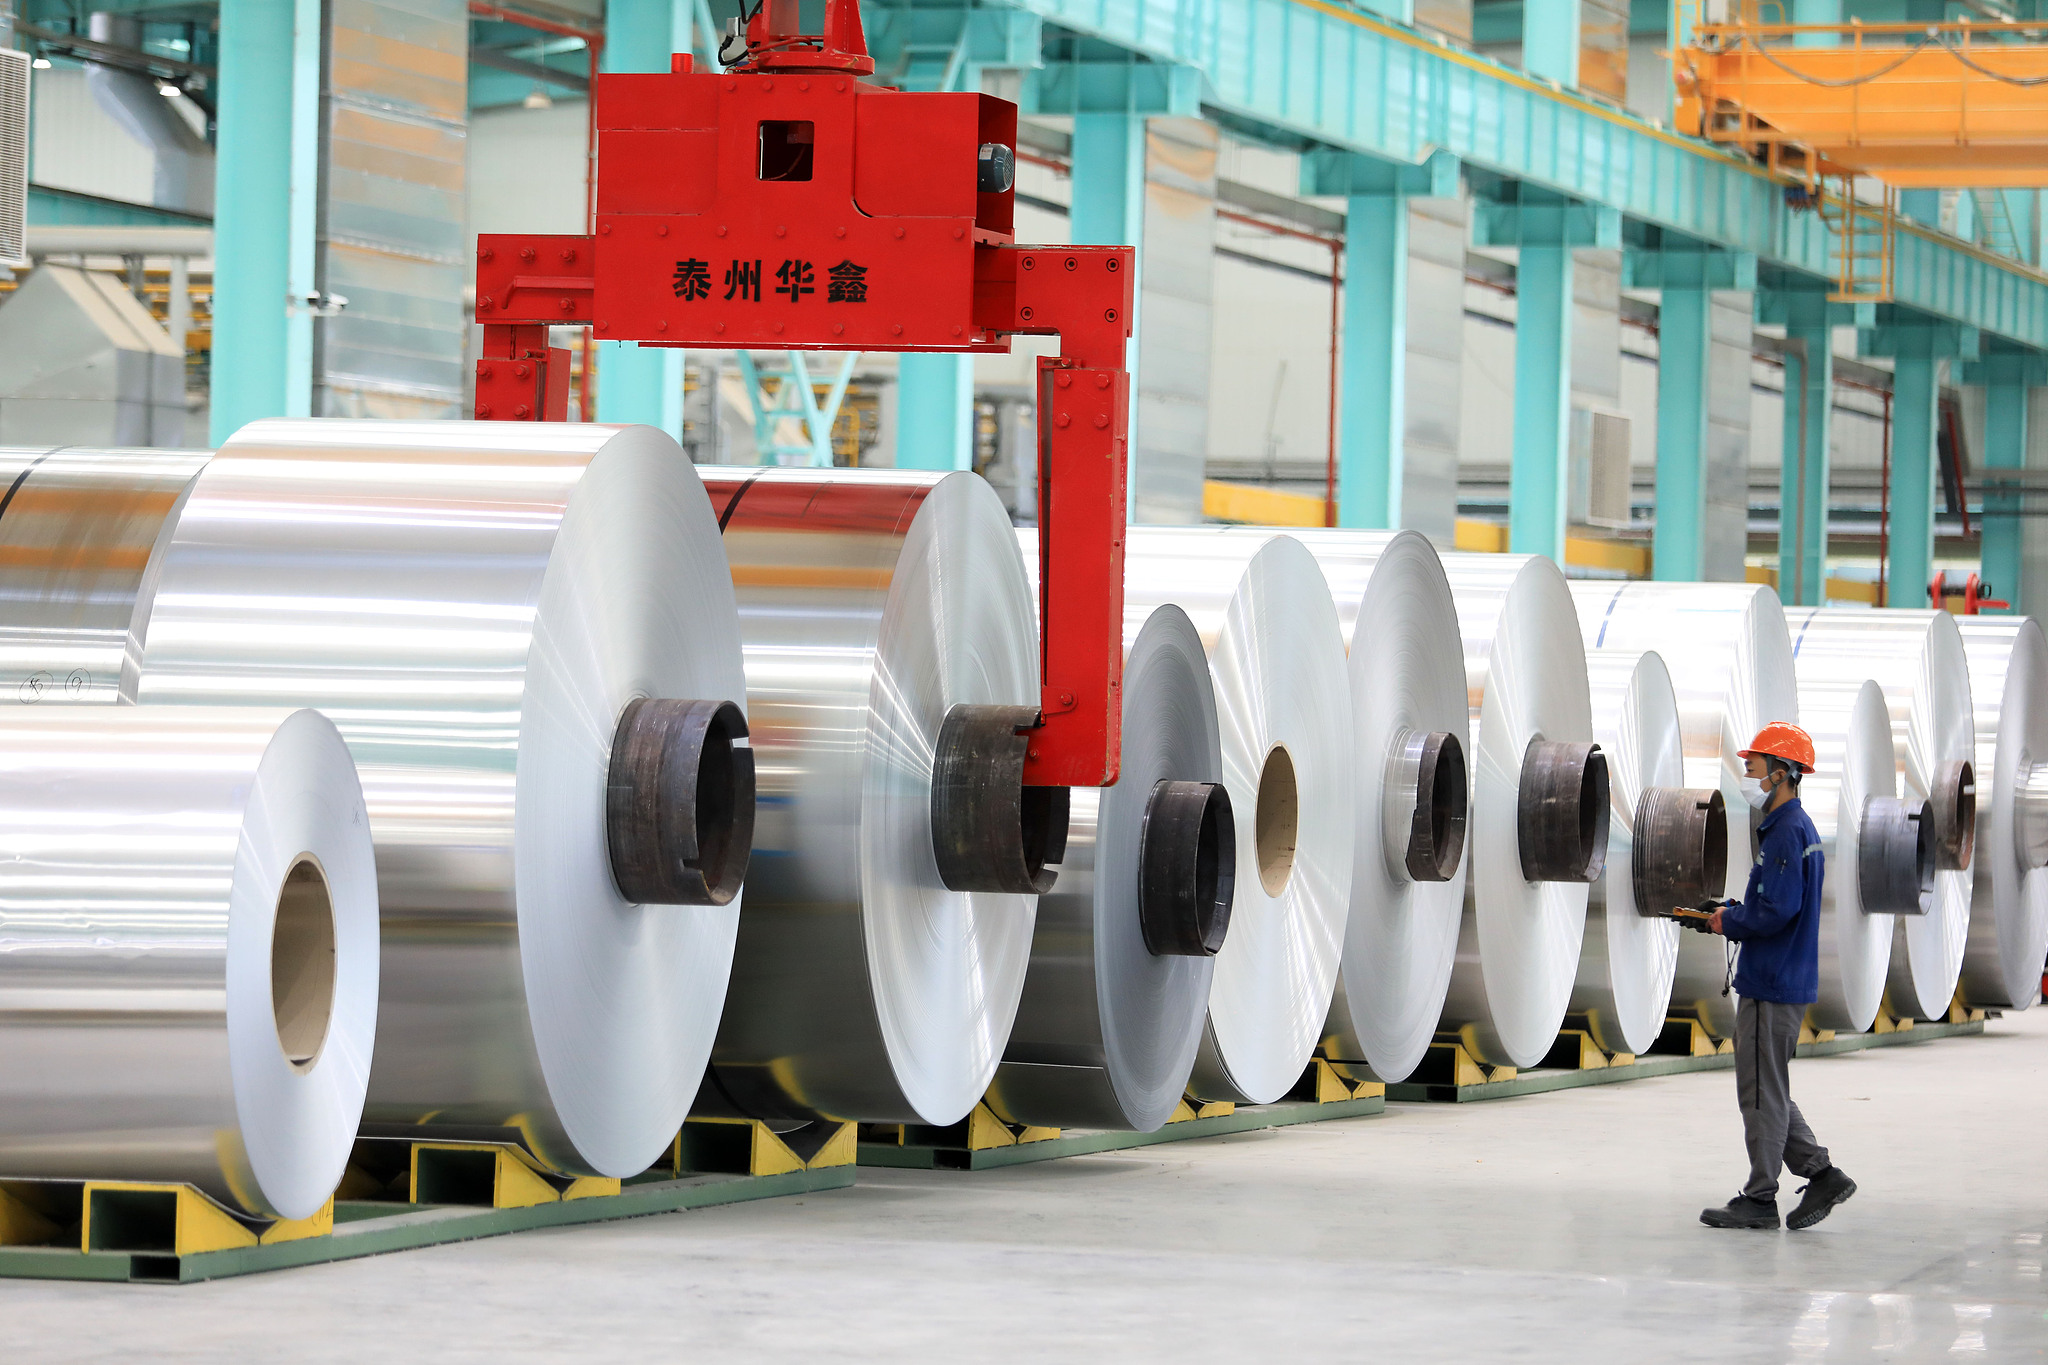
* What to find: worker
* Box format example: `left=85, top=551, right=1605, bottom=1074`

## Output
left=1697, top=721, right=1857, bottom=1232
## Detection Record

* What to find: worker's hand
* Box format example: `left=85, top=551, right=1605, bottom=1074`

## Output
left=1706, top=907, right=1725, bottom=935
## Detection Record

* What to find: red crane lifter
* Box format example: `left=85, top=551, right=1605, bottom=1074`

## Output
left=472, top=1, right=1176, bottom=904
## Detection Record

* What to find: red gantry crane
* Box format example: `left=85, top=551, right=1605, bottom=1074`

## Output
left=471, top=1, right=1192, bottom=905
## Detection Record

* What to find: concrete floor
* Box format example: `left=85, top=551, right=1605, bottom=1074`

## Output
left=10, top=1011, right=2048, bottom=1363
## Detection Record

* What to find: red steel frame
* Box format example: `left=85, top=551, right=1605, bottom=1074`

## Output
left=471, top=0, right=1134, bottom=789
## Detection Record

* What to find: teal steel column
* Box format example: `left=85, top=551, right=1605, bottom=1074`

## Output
left=211, top=0, right=319, bottom=443
left=896, top=354, right=974, bottom=470
left=1071, top=113, right=1146, bottom=248
left=1791, top=0, right=1840, bottom=45
left=892, top=32, right=982, bottom=472
left=1339, top=193, right=1406, bottom=529
left=1069, top=111, right=1145, bottom=507
left=595, top=0, right=689, bottom=434
left=1654, top=282, right=1711, bottom=581
left=1510, top=243, right=1573, bottom=561
left=1523, top=0, right=1579, bottom=86
left=1889, top=355, right=1940, bottom=606
left=1900, top=190, right=1941, bottom=229
left=1778, top=325, right=1831, bottom=606
left=1982, top=373, right=2027, bottom=613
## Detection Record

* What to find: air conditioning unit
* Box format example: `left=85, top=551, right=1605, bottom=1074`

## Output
left=1569, top=406, right=1632, bottom=530
left=0, top=49, right=25, bottom=268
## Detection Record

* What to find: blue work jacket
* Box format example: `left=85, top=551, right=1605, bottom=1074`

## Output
left=1722, top=795, right=1825, bottom=1005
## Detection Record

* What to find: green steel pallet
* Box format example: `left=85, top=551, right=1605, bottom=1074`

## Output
left=1797, top=1018, right=1984, bottom=1056
left=857, top=1092, right=1388, bottom=1171
left=1386, top=1019, right=1986, bottom=1103
left=0, top=1160, right=852, bottom=1284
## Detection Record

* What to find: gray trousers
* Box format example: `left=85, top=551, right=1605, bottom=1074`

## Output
left=1735, top=996, right=1831, bottom=1200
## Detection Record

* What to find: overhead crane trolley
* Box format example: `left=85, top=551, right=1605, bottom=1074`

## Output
left=473, top=0, right=1137, bottom=896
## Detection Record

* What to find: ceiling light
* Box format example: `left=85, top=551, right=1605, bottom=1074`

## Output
left=523, top=84, right=553, bottom=110
left=158, top=82, right=180, bottom=97
left=30, top=57, right=49, bottom=69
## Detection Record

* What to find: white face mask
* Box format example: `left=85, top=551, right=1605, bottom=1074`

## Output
left=1741, top=773, right=1773, bottom=810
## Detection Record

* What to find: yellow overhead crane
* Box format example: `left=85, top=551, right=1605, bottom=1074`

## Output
left=1674, top=4, right=2048, bottom=298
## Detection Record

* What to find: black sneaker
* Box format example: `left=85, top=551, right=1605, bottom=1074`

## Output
left=1700, top=1194, right=1781, bottom=1229
left=1787, top=1167, right=1856, bottom=1230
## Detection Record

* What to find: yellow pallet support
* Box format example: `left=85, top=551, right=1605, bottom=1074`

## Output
left=0, top=1125, right=855, bottom=1283
left=0, top=1180, right=334, bottom=1259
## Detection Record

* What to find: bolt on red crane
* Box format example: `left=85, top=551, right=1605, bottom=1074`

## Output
left=474, top=0, right=1143, bottom=899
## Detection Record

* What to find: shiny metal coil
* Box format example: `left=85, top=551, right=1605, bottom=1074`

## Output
left=136, top=420, right=747, bottom=1178
left=1794, top=675, right=1899, bottom=1031
left=1123, top=528, right=1354, bottom=1104
left=1574, top=650, right=1683, bottom=1056
left=1958, top=616, right=2048, bottom=1009
left=1570, top=582, right=1799, bottom=1035
left=0, top=447, right=208, bottom=705
left=992, top=556, right=1222, bottom=1130
left=1439, top=553, right=1594, bottom=1068
left=697, top=468, right=1038, bottom=1127
left=1786, top=608, right=1974, bottom=1021
left=1277, top=529, right=1469, bottom=1085
left=0, top=706, right=377, bottom=1219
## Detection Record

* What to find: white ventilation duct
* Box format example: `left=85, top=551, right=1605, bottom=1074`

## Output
left=83, top=12, right=213, bottom=219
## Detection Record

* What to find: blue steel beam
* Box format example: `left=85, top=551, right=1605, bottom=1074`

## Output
left=1758, top=283, right=1869, bottom=606
left=873, top=5, right=1048, bottom=470
left=1475, top=187, right=1619, bottom=563
left=1860, top=309, right=1981, bottom=605
left=594, top=0, right=688, bottom=434
left=1778, top=320, right=1832, bottom=607
left=1511, top=242, right=1573, bottom=561
left=986, top=0, right=2048, bottom=349
left=1960, top=347, right=2047, bottom=615
left=1890, top=354, right=1940, bottom=608
left=1339, top=194, right=1404, bottom=529
left=211, top=0, right=319, bottom=444
left=1523, top=0, right=1579, bottom=87
left=1303, top=150, right=1458, bottom=529
left=1626, top=242, right=1757, bottom=581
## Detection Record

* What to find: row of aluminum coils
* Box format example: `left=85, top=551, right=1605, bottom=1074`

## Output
left=0, top=422, right=2038, bottom=1227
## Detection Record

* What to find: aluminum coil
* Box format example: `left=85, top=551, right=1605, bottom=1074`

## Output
left=1958, top=616, right=2048, bottom=1009
left=1785, top=607, right=1975, bottom=1021
left=1123, top=528, right=1354, bottom=1104
left=698, top=468, right=1038, bottom=1126
left=1795, top=676, right=1898, bottom=1031
left=1574, top=649, right=1683, bottom=1056
left=1271, top=529, right=1469, bottom=1085
left=0, top=447, right=208, bottom=704
left=1570, top=581, right=1799, bottom=1035
left=0, top=707, right=377, bottom=1219
left=136, top=419, right=747, bottom=1178
left=991, top=557, right=1223, bottom=1130
left=1439, top=553, right=1595, bottom=1068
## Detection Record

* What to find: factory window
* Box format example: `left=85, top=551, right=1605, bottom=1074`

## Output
left=759, top=121, right=815, bottom=182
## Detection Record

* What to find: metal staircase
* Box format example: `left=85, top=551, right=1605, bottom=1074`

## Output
left=1821, top=180, right=1897, bottom=302
left=1971, top=189, right=2030, bottom=264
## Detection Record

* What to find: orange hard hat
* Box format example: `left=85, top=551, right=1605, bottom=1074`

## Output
left=1740, top=721, right=1815, bottom=774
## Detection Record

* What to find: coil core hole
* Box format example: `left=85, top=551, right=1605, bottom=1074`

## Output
left=1932, top=759, right=1977, bottom=872
left=1139, top=780, right=1236, bottom=957
left=272, top=856, right=337, bottom=1073
left=1255, top=744, right=1300, bottom=897
left=1517, top=738, right=1611, bottom=883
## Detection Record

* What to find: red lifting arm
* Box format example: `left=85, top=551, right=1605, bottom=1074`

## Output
left=473, top=0, right=1131, bottom=790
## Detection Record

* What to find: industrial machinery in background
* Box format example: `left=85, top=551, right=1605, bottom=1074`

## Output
left=1674, top=3, right=2048, bottom=300
left=471, top=0, right=1138, bottom=888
